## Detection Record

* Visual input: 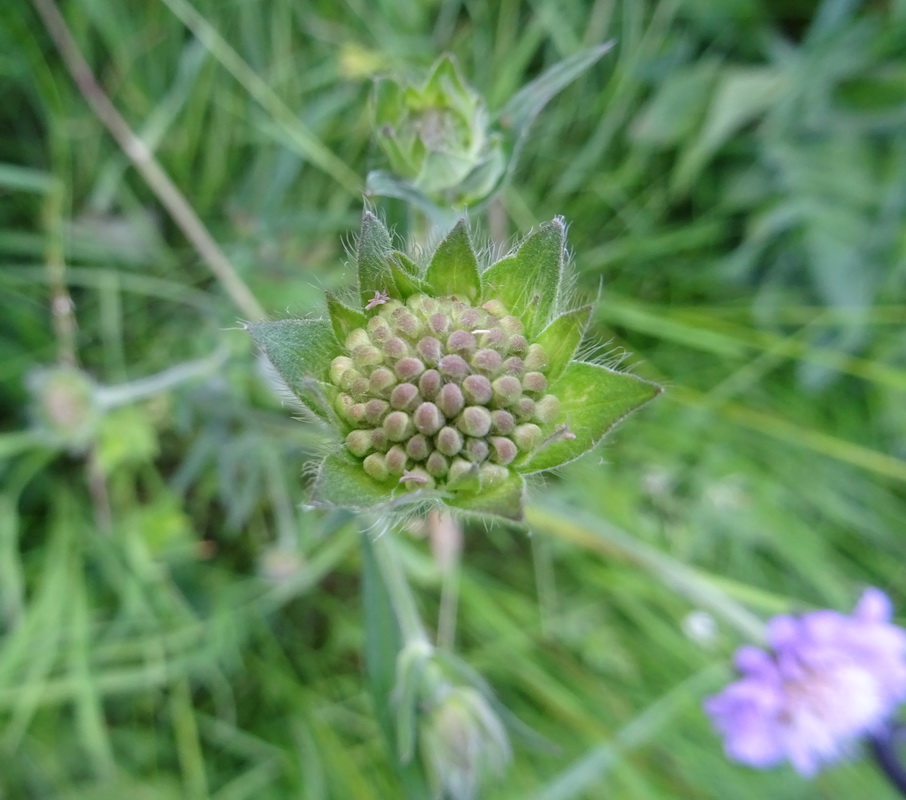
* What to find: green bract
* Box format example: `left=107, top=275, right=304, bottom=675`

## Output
left=249, top=212, right=661, bottom=521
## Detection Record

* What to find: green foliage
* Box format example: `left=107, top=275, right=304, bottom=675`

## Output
left=3, top=0, right=906, bottom=798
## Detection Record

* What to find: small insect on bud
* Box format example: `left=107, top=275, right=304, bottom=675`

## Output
left=436, top=426, right=464, bottom=457
left=363, top=452, right=389, bottom=481
left=346, top=429, right=372, bottom=457
left=436, top=383, right=465, bottom=418
left=399, top=467, right=435, bottom=489
left=462, top=374, right=493, bottom=405
left=534, top=394, right=561, bottom=424
left=384, top=410, right=414, bottom=442
left=457, top=406, right=492, bottom=438
left=390, top=382, right=420, bottom=411
left=413, top=402, right=445, bottom=436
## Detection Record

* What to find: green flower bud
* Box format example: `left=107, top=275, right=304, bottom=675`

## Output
left=471, top=348, right=503, bottom=374
left=384, top=410, right=414, bottom=441
left=416, top=336, right=443, bottom=364
left=405, top=434, right=432, bottom=461
left=385, top=444, right=409, bottom=474
left=446, top=330, right=477, bottom=355
left=464, top=437, right=489, bottom=462
left=365, top=398, right=390, bottom=425
left=489, top=436, right=517, bottom=465
left=490, top=409, right=515, bottom=435
left=457, top=406, right=492, bottom=438
left=534, top=394, right=561, bottom=424
left=436, top=426, right=464, bottom=457
left=513, top=397, right=535, bottom=421
left=413, top=402, right=445, bottom=435
left=425, top=451, right=449, bottom=477
left=345, top=328, right=371, bottom=350
left=438, top=354, right=470, bottom=381
left=346, top=429, right=372, bottom=457
left=394, top=356, right=426, bottom=382
left=418, top=369, right=443, bottom=400
left=513, top=423, right=542, bottom=451
left=363, top=452, right=389, bottom=481
left=352, top=344, right=384, bottom=368
left=522, top=371, right=547, bottom=394
left=524, top=343, right=549, bottom=371
left=491, top=375, right=521, bottom=407
left=369, top=367, right=397, bottom=396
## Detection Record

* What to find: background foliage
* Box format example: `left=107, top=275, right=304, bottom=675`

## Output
left=2, top=0, right=906, bottom=797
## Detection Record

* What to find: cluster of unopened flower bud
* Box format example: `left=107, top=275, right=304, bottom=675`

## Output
left=330, top=293, right=562, bottom=493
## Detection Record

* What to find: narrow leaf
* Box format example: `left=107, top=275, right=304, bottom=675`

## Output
left=248, top=319, right=339, bottom=420
left=424, top=219, right=481, bottom=301
left=535, top=306, right=592, bottom=381
left=357, top=212, right=396, bottom=309
left=522, top=363, right=661, bottom=473
left=449, top=472, right=526, bottom=522
left=311, top=452, right=393, bottom=510
left=391, top=256, right=429, bottom=299
left=325, top=292, right=367, bottom=344
left=393, top=251, right=422, bottom=277
left=481, top=219, right=565, bottom=336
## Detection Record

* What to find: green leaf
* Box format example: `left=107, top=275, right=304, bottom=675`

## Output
left=357, top=211, right=396, bottom=309
left=424, top=219, right=481, bottom=301
left=391, top=255, right=429, bottom=299
left=247, top=319, right=340, bottom=420
left=448, top=472, right=526, bottom=522
left=325, top=292, right=367, bottom=344
left=311, top=452, right=394, bottom=510
left=393, top=251, right=421, bottom=276
left=535, top=306, right=592, bottom=381
left=521, top=362, right=661, bottom=474
left=481, top=219, right=565, bottom=336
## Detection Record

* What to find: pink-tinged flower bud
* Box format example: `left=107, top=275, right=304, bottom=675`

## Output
left=369, top=367, right=397, bottom=396
left=349, top=376, right=370, bottom=397
left=438, top=354, right=470, bottom=381
left=491, top=375, right=521, bottom=406
left=490, top=409, right=515, bottom=435
left=534, top=394, right=561, bottom=424
left=447, top=457, right=476, bottom=485
left=446, top=330, right=477, bottom=355
left=513, top=396, right=535, bottom=420
left=416, top=336, right=443, bottom=364
left=384, top=337, right=409, bottom=359
left=365, top=399, right=390, bottom=425
left=414, top=402, right=444, bottom=435
left=353, top=345, right=384, bottom=368
left=406, top=434, right=432, bottom=461
left=407, top=294, right=438, bottom=315
left=479, top=328, right=508, bottom=351
left=346, top=429, right=372, bottom=457
left=489, top=436, right=517, bottom=465
left=482, top=299, right=507, bottom=318
left=400, top=467, right=435, bottom=489
left=426, top=451, right=449, bottom=477
left=418, top=369, right=442, bottom=400
left=502, top=356, right=524, bottom=376
left=367, top=315, right=392, bottom=341
left=513, top=423, right=542, bottom=451
left=383, top=410, right=414, bottom=442
left=508, top=334, right=527, bottom=353
left=339, top=367, right=365, bottom=392
left=462, top=374, right=492, bottom=405
left=390, top=382, right=420, bottom=411
left=345, top=328, right=371, bottom=350
left=370, top=428, right=389, bottom=452
left=363, top=452, right=389, bottom=481
left=330, top=356, right=355, bottom=385
left=391, top=308, right=420, bottom=337
left=437, top=383, right=465, bottom=418
left=479, top=464, right=509, bottom=487
left=347, top=403, right=367, bottom=425
left=499, top=315, right=523, bottom=334
left=436, top=426, right=464, bottom=456
left=524, top=343, right=549, bottom=371
left=472, top=348, right=502, bottom=374
left=428, top=312, right=451, bottom=335
left=457, top=406, right=492, bottom=438
left=464, top=437, right=489, bottom=462
left=394, top=357, right=426, bottom=381
left=522, top=371, right=547, bottom=394
left=457, top=307, right=483, bottom=329
left=385, top=445, right=408, bottom=475
left=334, top=392, right=354, bottom=418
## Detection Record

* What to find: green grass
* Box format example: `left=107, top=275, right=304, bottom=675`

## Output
left=2, top=0, right=906, bottom=797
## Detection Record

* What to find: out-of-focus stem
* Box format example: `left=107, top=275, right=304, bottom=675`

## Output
left=31, top=0, right=265, bottom=321
left=370, top=525, right=430, bottom=648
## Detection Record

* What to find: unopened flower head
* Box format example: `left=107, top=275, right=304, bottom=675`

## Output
left=704, top=588, right=906, bottom=776
left=249, top=211, right=660, bottom=521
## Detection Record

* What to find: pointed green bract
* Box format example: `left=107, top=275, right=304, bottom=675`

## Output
left=393, top=251, right=421, bottom=276
left=535, top=306, right=592, bottom=381
left=448, top=472, right=525, bottom=521
left=326, top=292, right=367, bottom=343
left=357, top=212, right=396, bottom=309
left=522, top=362, right=661, bottom=474
left=480, top=219, right=564, bottom=336
left=312, top=452, right=396, bottom=510
left=390, top=256, right=429, bottom=299
left=424, top=219, right=481, bottom=301
left=247, top=319, right=339, bottom=420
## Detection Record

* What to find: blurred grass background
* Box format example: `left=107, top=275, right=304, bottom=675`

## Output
left=2, top=0, right=906, bottom=797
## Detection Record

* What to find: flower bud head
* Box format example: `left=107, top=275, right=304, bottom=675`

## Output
left=438, top=354, right=471, bottom=381
left=406, top=433, right=432, bottom=461
left=385, top=444, right=409, bottom=474
left=436, top=426, right=464, bottom=457
left=346, top=429, right=372, bottom=457
left=522, top=371, right=547, bottom=394
left=414, top=402, right=444, bottom=435
left=416, top=336, right=443, bottom=364
left=491, top=375, right=521, bottom=407
left=489, top=436, right=517, bottom=465
left=368, top=367, right=397, bottom=396
left=462, top=374, right=492, bottom=405
left=436, top=383, right=465, bottom=419
left=363, top=452, right=389, bottom=481
left=514, top=423, right=542, bottom=451
left=457, top=406, right=492, bottom=438
left=418, top=369, right=443, bottom=399
left=534, top=394, right=562, bottom=424
left=390, top=382, right=420, bottom=411
left=384, top=410, right=414, bottom=442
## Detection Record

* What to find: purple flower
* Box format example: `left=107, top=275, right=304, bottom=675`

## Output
left=705, top=588, right=906, bottom=776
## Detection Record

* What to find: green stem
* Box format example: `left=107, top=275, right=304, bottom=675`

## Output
left=369, top=524, right=431, bottom=648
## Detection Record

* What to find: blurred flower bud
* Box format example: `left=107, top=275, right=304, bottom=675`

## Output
left=27, top=365, right=102, bottom=452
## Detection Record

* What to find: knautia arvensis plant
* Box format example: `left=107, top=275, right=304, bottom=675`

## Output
left=248, top=212, right=660, bottom=521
